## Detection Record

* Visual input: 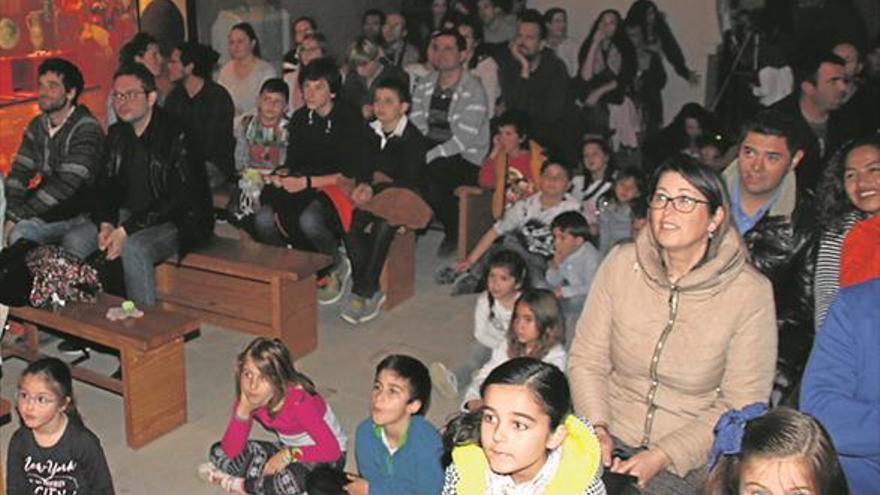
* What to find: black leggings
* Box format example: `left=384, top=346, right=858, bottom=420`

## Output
left=209, top=441, right=345, bottom=495
left=344, top=210, right=398, bottom=298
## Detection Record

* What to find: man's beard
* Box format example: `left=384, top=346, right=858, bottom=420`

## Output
left=39, top=94, right=69, bottom=114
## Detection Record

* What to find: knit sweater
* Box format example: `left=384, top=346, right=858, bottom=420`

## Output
left=410, top=71, right=490, bottom=166
left=354, top=415, right=443, bottom=495
left=6, top=105, right=104, bottom=223
left=569, top=224, right=777, bottom=476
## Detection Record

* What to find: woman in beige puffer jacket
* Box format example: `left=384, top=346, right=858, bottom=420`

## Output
left=568, top=156, right=777, bottom=494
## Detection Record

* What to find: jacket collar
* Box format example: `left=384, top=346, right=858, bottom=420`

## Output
left=370, top=116, right=408, bottom=149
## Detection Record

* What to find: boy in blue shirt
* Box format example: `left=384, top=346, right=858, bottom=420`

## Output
left=345, top=355, right=443, bottom=495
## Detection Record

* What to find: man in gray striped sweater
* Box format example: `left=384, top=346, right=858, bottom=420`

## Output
left=3, top=58, right=104, bottom=259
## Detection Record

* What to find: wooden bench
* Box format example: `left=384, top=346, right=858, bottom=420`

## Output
left=0, top=397, right=9, bottom=495
left=379, top=229, right=415, bottom=310
left=155, top=237, right=332, bottom=358
left=2, top=295, right=199, bottom=449
left=455, top=186, right=496, bottom=259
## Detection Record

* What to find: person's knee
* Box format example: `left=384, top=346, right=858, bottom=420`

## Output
left=8, top=219, right=41, bottom=244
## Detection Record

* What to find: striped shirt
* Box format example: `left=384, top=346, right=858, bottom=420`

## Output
left=814, top=211, right=867, bottom=330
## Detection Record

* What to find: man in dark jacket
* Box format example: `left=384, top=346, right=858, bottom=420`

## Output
left=495, top=9, right=575, bottom=164
left=4, top=58, right=104, bottom=258
left=724, top=110, right=819, bottom=406
left=68, top=64, right=213, bottom=306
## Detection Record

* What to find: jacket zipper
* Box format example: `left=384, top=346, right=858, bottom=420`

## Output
left=640, top=285, right=680, bottom=447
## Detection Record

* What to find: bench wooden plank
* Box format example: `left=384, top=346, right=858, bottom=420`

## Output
left=4, top=295, right=198, bottom=448
left=380, top=230, right=415, bottom=311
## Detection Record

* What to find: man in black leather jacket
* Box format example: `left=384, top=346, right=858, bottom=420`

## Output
left=68, top=64, right=213, bottom=306
left=723, top=110, right=819, bottom=406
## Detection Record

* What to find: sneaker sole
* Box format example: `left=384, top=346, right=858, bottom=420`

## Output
left=318, top=290, right=345, bottom=306
left=357, top=293, right=387, bottom=323
left=340, top=311, right=361, bottom=325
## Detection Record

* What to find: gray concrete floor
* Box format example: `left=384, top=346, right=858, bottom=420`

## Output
left=0, top=229, right=476, bottom=494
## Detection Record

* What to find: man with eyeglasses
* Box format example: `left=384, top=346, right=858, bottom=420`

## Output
left=3, top=58, right=103, bottom=257
left=67, top=63, right=213, bottom=308
left=723, top=109, right=819, bottom=407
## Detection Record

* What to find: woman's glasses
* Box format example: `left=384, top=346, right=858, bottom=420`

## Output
left=649, top=192, right=710, bottom=213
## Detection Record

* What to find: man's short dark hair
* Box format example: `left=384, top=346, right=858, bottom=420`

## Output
left=178, top=41, right=220, bottom=79
left=374, top=76, right=411, bottom=104
left=794, top=50, right=846, bottom=86
left=551, top=211, right=590, bottom=240
left=119, top=32, right=158, bottom=66
left=298, top=56, right=341, bottom=95
left=740, top=110, right=806, bottom=156
left=362, top=8, right=386, bottom=26
left=518, top=9, right=547, bottom=39
left=431, top=28, right=467, bottom=52
left=260, top=78, right=290, bottom=102
left=38, top=58, right=84, bottom=104
left=292, top=15, right=318, bottom=32
left=375, top=355, right=431, bottom=415
left=114, top=63, right=157, bottom=94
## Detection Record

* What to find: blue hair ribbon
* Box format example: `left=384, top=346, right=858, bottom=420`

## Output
left=707, top=402, right=768, bottom=471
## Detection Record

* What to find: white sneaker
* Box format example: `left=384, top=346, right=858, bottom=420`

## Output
left=430, top=362, right=459, bottom=400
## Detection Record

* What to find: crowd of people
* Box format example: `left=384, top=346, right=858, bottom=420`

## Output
left=1, top=0, right=879, bottom=494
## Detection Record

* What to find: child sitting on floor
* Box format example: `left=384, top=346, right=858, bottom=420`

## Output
left=199, top=337, right=347, bottom=495
left=546, top=211, right=600, bottom=346
left=344, top=355, right=443, bottom=495
left=597, top=166, right=644, bottom=257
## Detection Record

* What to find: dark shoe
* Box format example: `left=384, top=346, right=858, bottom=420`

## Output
left=451, top=272, right=481, bottom=296
left=436, top=236, right=457, bottom=258
left=111, top=366, right=122, bottom=380
left=434, top=266, right=459, bottom=285
left=57, top=338, right=91, bottom=356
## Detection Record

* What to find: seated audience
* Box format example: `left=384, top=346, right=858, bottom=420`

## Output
left=624, top=17, right=667, bottom=138
left=228, top=78, right=290, bottom=231
left=833, top=39, right=880, bottom=138
left=217, top=22, right=278, bottom=117
left=68, top=64, right=213, bottom=306
left=283, top=32, right=329, bottom=114
left=262, top=57, right=368, bottom=305
left=455, top=15, right=501, bottom=118
left=340, top=78, right=429, bottom=324
left=813, top=133, right=879, bottom=329
left=431, top=250, right=527, bottom=400
left=107, top=33, right=166, bottom=125
left=4, top=58, right=103, bottom=260
left=546, top=211, right=599, bottom=345
left=476, top=0, right=516, bottom=48
left=569, top=156, right=777, bottom=492
left=382, top=12, right=421, bottom=69
left=478, top=110, right=544, bottom=217
left=444, top=160, right=578, bottom=293
left=346, top=355, right=443, bottom=495
left=410, top=28, right=490, bottom=257
left=705, top=406, right=850, bottom=495
left=361, top=9, right=385, bottom=45
left=570, top=137, right=615, bottom=236
left=200, top=338, right=347, bottom=495
left=625, top=0, right=700, bottom=85
left=643, top=103, right=720, bottom=174
left=342, top=36, right=408, bottom=120
left=724, top=110, right=818, bottom=405
left=575, top=9, right=638, bottom=151
left=442, top=358, right=606, bottom=494
left=282, top=15, right=319, bottom=76
left=460, top=288, right=567, bottom=412
left=543, top=7, right=579, bottom=77
left=801, top=277, right=879, bottom=495
left=496, top=10, right=575, bottom=164
left=597, top=165, right=644, bottom=257
left=165, top=41, right=236, bottom=188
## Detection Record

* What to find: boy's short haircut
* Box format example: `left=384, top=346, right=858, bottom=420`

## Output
left=259, top=78, right=290, bottom=102
left=299, top=56, right=342, bottom=95
left=540, top=158, right=572, bottom=180
left=374, top=76, right=411, bottom=104
left=114, top=63, right=157, bottom=94
left=362, top=8, right=386, bottom=26
left=375, top=355, right=431, bottom=415
left=551, top=211, right=590, bottom=240
left=431, top=28, right=467, bottom=52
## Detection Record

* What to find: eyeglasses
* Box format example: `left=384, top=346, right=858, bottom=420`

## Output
left=110, top=90, right=146, bottom=102
left=649, top=192, right=710, bottom=213
left=17, top=391, right=57, bottom=407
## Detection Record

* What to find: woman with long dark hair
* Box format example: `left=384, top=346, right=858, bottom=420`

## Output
left=625, top=0, right=699, bottom=86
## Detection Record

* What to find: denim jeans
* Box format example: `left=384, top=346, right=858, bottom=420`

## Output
left=65, top=220, right=178, bottom=306
left=9, top=214, right=95, bottom=259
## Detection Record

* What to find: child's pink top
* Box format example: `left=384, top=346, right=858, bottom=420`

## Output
left=221, top=385, right=343, bottom=463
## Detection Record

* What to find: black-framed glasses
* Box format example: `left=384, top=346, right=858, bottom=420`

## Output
left=649, top=192, right=710, bottom=213
left=110, top=90, right=146, bottom=102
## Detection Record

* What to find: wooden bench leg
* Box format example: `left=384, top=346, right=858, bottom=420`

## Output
left=120, top=338, right=186, bottom=449
left=380, top=230, right=415, bottom=311
left=277, top=275, right=318, bottom=358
